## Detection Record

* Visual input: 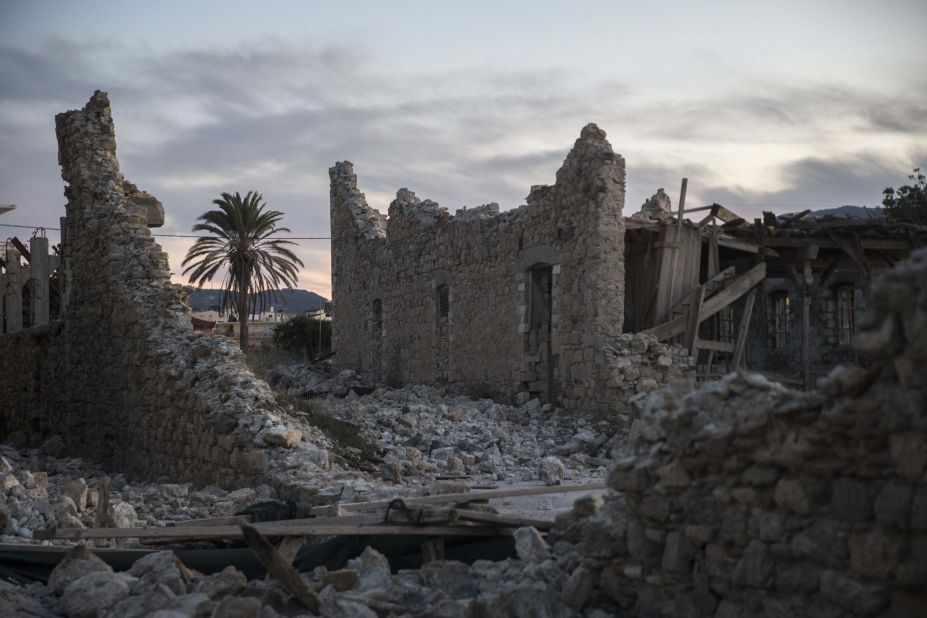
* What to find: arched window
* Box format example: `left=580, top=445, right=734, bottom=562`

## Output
left=767, top=291, right=790, bottom=348
left=835, top=285, right=854, bottom=346
left=436, top=284, right=449, bottom=321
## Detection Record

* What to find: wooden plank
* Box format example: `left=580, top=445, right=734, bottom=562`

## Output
left=310, top=482, right=608, bottom=516
left=698, top=262, right=766, bottom=322
left=781, top=209, right=811, bottom=227
left=685, top=287, right=705, bottom=354
left=171, top=515, right=253, bottom=527
left=644, top=263, right=764, bottom=342
left=93, top=476, right=111, bottom=547
left=712, top=204, right=743, bottom=224
left=450, top=509, right=553, bottom=530
left=801, top=261, right=812, bottom=391
left=662, top=178, right=688, bottom=323
left=681, top=205, right=716, bottom=214
left=759, top=237, right=910, bottom=251
left=719, top=236, right=780, bottom=257
left=275, top=536, right=305, bottom=566
left=643, top=313, right=687, bottom=341
left=732, top=288, right=757, bottom=368
left=240, top=523, right=320, bottom=612
left=40, top=522, right=516, bottom=541
left=695, top=339, right=735, bottom=353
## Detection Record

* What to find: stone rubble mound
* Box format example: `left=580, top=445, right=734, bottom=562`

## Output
left=318, top=384, right=614, bottom=488
left=0, top=438, right=284, bottom=543
left=267, top=365, right=374, bottom=399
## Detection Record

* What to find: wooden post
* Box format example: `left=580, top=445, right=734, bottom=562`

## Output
left=801, top=261, right=812, bottom=391
left=94, top=476, right=111, bottom=548
left=685, top=287, right=705, bottom=355
left=662, top=179, right=688, bottom=323
left=732, top=288, right=756, bottom=369
left=4, top=247, right=22, bottom=332
left=30, top=236, right=49, bottom=327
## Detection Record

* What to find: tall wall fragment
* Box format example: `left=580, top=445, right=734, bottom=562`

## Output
left=0, top=92, right=325, bottom=491
left=330, top=124, right=638, bottom=413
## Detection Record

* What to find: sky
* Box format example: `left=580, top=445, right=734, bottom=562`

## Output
left=1, top=1, right=925, bottom=298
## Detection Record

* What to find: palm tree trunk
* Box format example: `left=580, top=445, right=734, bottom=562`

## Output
left=238, top=273, right=250, bottom=350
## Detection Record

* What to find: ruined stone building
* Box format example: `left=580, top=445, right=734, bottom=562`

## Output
left=330, top=125, right=642, bottom=414
left=331, top=131, right=926, bottom=403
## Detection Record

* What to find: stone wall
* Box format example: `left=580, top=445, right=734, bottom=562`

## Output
left=331, top=124, right=649, bottom=414
left=0, top=92, right=327, bottom=492
left=555, top=248, right=927, bottom=616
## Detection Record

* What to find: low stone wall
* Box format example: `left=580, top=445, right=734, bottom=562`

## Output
left=0, top=92, right=328, bottom=493
left=0, top=322, right=66, bottom=439
left=556, top=249, right=927, bottom=616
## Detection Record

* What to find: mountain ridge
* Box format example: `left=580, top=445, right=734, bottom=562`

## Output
left=188, top=289, right=329, bottom=314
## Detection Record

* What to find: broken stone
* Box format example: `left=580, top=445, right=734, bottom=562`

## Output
left=346, top=547, right=391, bottom=592
left=322, top=569, right=360, bottom=592
left=108, top=501, right=138, bottom=528
left=63, top=477, right=89, bottom=512
left=61, top=571, right=134, bottom=618
left=514, top=526, right=550, bottom=562
left=538, top=456, right=565, bottom=486
left=48, top=545, right=113, bottom=595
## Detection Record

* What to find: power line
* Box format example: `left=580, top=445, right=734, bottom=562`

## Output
left=0, top=223, right=330, bottom=240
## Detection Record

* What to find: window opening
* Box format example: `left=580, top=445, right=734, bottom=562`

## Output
left=836, top=286, right=854, bottom=346
left=768, top=291, right=790, bottom=348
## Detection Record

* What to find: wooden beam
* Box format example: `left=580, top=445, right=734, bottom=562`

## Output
left=311, top=482, right=608, bottom=515
left=699, top=262, right=766, bottom=322
left=715, top=235, right=779, bottom=257
left=712, top=204, right=744, bottom=224
left=681, top=205, right=716, bottom=214
left=759, top=237, right=911, bottom=251
left=801, top=261, right=812, bottom=391
left=10, top=237, right=30, bottom=263
left=732, top=288, right=757, bottom=368
left=644, top=263, right=766, bottom=341
left=695, top=339, right=735, bottom=353
left=39, top=522, right=517, bottom=541
left=240, top=523, right=321, bottom=612
left=781, top=209, right=811, bottom=228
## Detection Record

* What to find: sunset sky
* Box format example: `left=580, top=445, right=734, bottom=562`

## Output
left=2, top=1, right=925, bottom=298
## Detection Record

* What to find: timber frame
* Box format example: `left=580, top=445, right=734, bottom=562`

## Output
left=625, top=197, right=926, bottom=390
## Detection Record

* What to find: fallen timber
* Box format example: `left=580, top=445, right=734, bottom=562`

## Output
left=36, top=482, right=605, bottom=541
left=309, top=481, right=609, bottom=515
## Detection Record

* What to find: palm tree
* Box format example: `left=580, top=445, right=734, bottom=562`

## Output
left=182, top=191, right=304, bottom=350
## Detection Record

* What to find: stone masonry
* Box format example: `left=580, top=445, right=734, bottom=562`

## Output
left=331, top=124, right=689, bottom=414
left=0, top=92, right=326, bottom=492
left=551, top=248, right=927, bottom=616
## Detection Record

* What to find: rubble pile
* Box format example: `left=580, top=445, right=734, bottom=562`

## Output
left=546, top=248, right=927, bottom=616
left=600, top=333, right=694, bottom=399
left=0, top=439, right=284, bottom=543
left=267, top=366, right=374, bottom=399
left=318, top=385, right=614, bottom=488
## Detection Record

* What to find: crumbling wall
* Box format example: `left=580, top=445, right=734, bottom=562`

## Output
left=331, top=124, right=645, bottom=414
left=555, top=248, right=927, bottom=616
left=0, top=92, right=327, bottom=492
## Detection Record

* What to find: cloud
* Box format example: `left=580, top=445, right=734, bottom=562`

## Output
left=1, top=36, right=925, bottom=299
